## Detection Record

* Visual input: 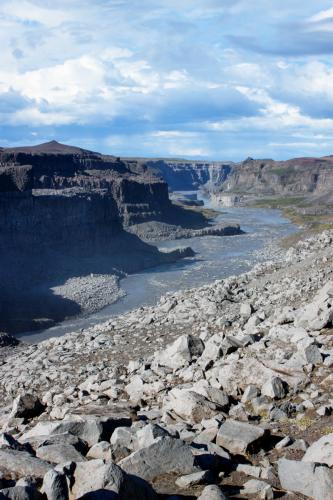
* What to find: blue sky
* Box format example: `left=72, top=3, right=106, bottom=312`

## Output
left=1, top=1, right=333, bottom=160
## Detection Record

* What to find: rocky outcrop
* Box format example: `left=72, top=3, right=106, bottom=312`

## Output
left=213, top=155, right=333, bottom=199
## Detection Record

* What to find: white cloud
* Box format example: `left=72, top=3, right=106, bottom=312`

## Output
left=308, top=7, right=333, bottom=23
left=2, top=0, right=71, bottom=27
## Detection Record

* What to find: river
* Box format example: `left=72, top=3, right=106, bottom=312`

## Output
left=18, top=195, right=296, bottom=343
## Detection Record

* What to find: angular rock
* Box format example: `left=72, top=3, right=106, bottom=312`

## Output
left=135, top=424, right=170, bottom=450
left=20, top=432, right=88, bottom=455
left=278, top=458, right=333, bottom=499
left=0, top=486, right=44, bottom=499
left=305, top=343, right=323, bottom=364
left=243, top=479, right=273, bottom=499
left=71, top=460, right=125, bottom=499
left=10, top=394, right=45, bottom=420
left=36, top=443, right=86, bottom=464
left=154, top=335, right=204, bottom=370
left=261, top=377, right=286, bottom=400
left=118, top=436, right=196, bottom=481
left=87, top=441, right=112, bottom=460
left=302, top=433, right=333, bottom=467
left=163, top=389, right=218, bottom=423
left=241, top=385, right=259, bottom=403
left=0, top=449, right=51, bottom=479
left=21, top=415, right=130, bottom=448
left=42, top=469, right=69, bottom=500
left=175, top=470, right=213, bottom=488
left=71, top=459, right=156, bottom=500
left=216, top=420, right=266, bottom=455
left=197, top=485, right=228, bottom=499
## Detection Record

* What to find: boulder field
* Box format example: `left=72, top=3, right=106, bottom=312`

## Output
left=1, top=230, right=333, bottom=498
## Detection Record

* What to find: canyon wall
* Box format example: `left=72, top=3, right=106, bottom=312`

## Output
left=144, top=159, right=234, bottom=190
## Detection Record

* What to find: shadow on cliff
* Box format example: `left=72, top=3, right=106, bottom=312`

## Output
left=0, top=229, right=195, bottom=335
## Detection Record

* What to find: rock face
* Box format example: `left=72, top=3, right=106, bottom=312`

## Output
left=213, top=155, right=333, bottom=198
left=144, top=159, right=234, bottom=191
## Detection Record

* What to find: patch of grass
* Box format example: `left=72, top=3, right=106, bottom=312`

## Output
left=271, top=168, right=290, bottom=176
left=250, top=196, right=306, bottom=209
left=296, top=416, right=314, bottom=430
left=322, top=426, right=333, bottom=435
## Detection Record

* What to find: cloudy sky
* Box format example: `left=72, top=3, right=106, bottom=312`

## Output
left=1, top=0, right=333, bottom=160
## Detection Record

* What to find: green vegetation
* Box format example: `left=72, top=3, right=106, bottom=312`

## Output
left=172, top=200, right=220, bottom=221
left=250, top=196, right=306, bottom=209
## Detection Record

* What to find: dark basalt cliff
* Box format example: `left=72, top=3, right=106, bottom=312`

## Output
left=0, top=141, right=197, bottom=333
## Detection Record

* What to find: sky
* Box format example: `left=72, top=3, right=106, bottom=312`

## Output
left=1, top=1, right=333, bottom=160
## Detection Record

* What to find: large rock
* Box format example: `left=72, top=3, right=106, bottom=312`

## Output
left=20, top=415, right=130, bottom=447
left=36, top=443, right=86, bottom=464
left=118, top=436, right=196, bottom=481
left=197, top=485, right=228, bottom=499
left=218, top=357, right=306, bottom=394
left=71, top=459, right=156, bottom=500
left=10, top=394, right=45, bottom=420
left=135, top=424, right=170, bottom=450
left=302, top=433, right=333, bottom=467
left=71, top=460, right=124, bottom=499
left=0, top=486, right=43, bottom=499
left=278, top=458, right=333, bottom=499
left=21, top=432, right=88, bottom=455
left=154, top=335, right=204, bottom=369
left=294, top=282, right=333, bottom=330
left=261, top=377, right=286, bottom=399
left=42, top=469, right=69, bottom=500
left=163, top=389, right=218, bottom=423
left=0, top=449, right=51, bottom=479
left=216, top=420, right=266, bottom=455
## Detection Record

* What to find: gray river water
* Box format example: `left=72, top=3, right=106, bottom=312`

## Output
left=18, top=195, right=297, bottom=343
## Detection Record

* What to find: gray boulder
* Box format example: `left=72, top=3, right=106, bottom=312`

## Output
left=36, top=443, right=86, bottom=464
left=71, top=460, right=125, bottom=499
left=197, top=485, right=228, bottom=499
left=261, top=377, right=286, bottom=399
left=0, top=449, right=51, bottom=479
left=10, top=394, right=45, bottom=420
left=118, top=436, right=196, bottom=481
left=135, top=424, right=170, bottom=450
left=154, top=335, right=204, bottom=369
left=21, top=415, right=130, bottom=448
left=42, top=469, right=69, bottom=500
left=302, top=433, right=333, bottom=467
left=163, top=389, right=218, bottom=423
left=278, top=458, right=333, bottom=499
left=0, top=486, right=43, bottom=499
left=216, top=420, right=266, bottom=455
left=71, top=459, right=156, bottom=500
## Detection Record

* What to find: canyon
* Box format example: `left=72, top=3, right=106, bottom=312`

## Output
left=0, top=141, right=240, bottom=334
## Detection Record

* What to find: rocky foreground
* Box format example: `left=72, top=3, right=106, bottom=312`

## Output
left=1, top=231, right=333, bottom=499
